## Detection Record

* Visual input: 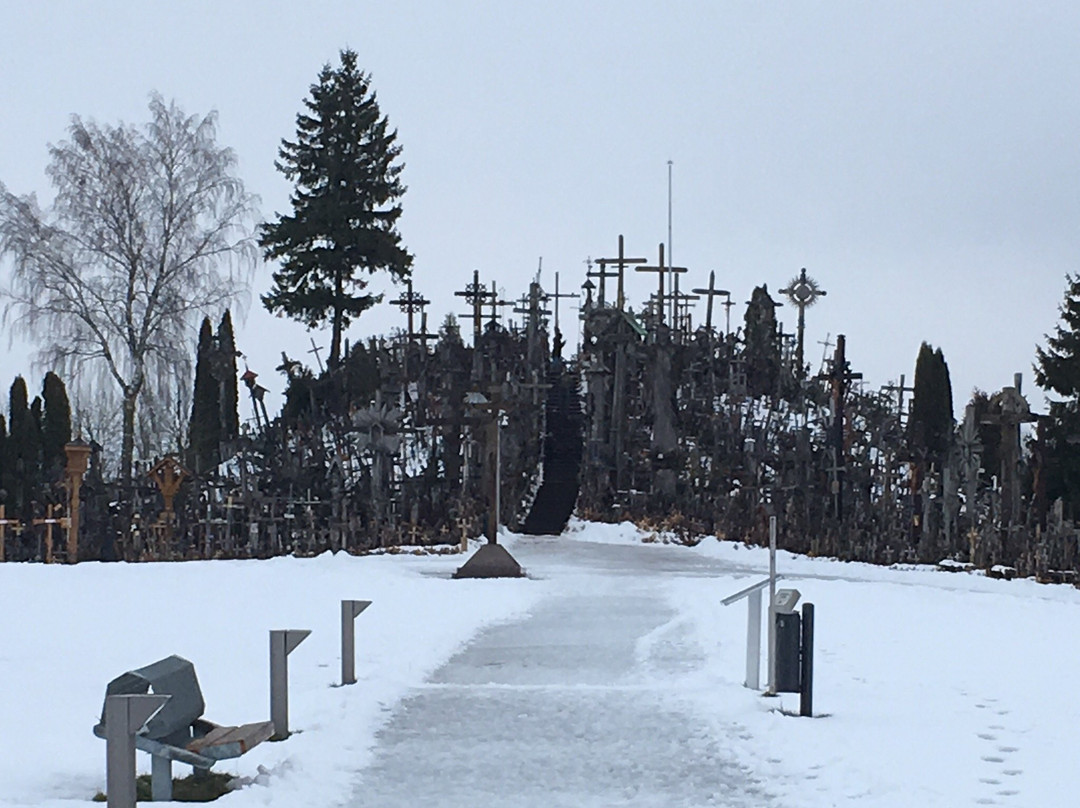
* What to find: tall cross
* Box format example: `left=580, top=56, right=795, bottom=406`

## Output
left=780, top=268, right=827, bottom=378
left=594, top=235, right=646, bottom=310
left=454, top=270, right=493, bottom=345
left=635, top=243, right=687, bottom=327
left=485, top=281, right=514, bottom=328
left=389, top=278, right=430, bottom=343
left=548, top=271, right=579, bottom=334
left=691, top=270, right=731, bottom=333
left=815, top=334, right=863, bottom=519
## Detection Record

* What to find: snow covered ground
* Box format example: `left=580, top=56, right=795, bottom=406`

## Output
left=1, top=521, right=1078, bottom=806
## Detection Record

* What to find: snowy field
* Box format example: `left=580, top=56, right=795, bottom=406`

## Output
left=1, top=521, right=1078, bottom=807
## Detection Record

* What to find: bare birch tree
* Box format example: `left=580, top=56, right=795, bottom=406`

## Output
left=0, top=95, right=257, bottom=484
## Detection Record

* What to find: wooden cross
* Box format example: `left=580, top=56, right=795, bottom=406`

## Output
left=307, top=337, right=325, bottom=373
left=389, top=278, right=430, bottom=343
left=414, top=311, right=440, bottom=351
left=0, top=504, right=22, bottom=563
left=32, top=504, right=70, bottom=564
left=815, top=334, right=863, bottom=519
left=485, top=281, right=515, bottom=329
left=691, top=270, right=731, bottom=333
left=881, top=374, right=915, bottom=426
left=547, top=272, right=579, bottom=334
left=670, top=290, right=701, bottom=333
left=454, top=269, right=494, bottom=345
left=147, top=455, right=189, bottom=519
left=586, top=260, right=619, bottom=308
left=635, top=244, right=687, bottom=327
left=594, top=235, right=646, bottom=310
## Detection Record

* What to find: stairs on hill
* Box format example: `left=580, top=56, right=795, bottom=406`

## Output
left=522, top=369, right=584, bottom=536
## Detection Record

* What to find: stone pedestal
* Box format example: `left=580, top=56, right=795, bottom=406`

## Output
left=453, top=543, right=524, bottom=579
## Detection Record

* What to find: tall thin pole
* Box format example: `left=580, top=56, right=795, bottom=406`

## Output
left=667, top=160, right=674, bottom=325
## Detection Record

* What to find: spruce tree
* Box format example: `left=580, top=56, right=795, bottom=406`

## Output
left=217, top=310, right=240, bottom=443
left=41, top=371, right=71, bottom=481
left=188, top=317, right=220, bottom=475
left=8, top=378, right=41, bottom=513
left=260, top=48, right=413, bottom=367
left=1034, top=274, right=1080, bottom=511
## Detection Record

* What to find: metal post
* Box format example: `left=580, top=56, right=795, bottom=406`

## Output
left=767, top=515, right=778, bottom=694
left=494, top=414, right=501, bottom=542
left=151, top=754, right=172, bottom=801
left=746, top=588, right=762, bottom=689
left=800, top=603, right=815, bottom=717
left=270, top=629, right=311, bottom=739
left=341, top=600, right=372, bottom=685
left=104, top=694, right=170, bottom=808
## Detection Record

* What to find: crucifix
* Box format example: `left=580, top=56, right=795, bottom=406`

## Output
left=0, top=505, right=22, bottom=563
left=594, top=235, right=646, bottom=311
left=454, top=270, right=494, bottom=346
left=692, top=270, right=731, bottom=334
left=636, top=244, right=687, bottom=328
left=389, top=278, right=430, bottom=343
left=32, top=504, right=70, bottom=564
left=815, top=334, right=862, bottom=519
left=780, top=268, right=827, bottom=378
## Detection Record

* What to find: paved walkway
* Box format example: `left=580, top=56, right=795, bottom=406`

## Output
left=349, top=539, right=775, bottom=807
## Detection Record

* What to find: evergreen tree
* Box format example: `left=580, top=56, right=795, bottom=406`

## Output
left=909, top=342, right=954, bottom=466
left=41, top=371, right=71, bottom=481
left=217, top=310, right=240, bottom=444
left=742, top=284, right=782, bottom=397
left=188, top=318, right=220, bottom=475
left=1034, top=274, right=1080, bottom=512
left=8, top=377, right=41, bottom=513
left=0, top=414, right=7, bottom=508
left=260, top=48, right=413, bottom=367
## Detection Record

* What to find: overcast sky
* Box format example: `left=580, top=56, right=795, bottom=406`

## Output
left=2, top=1, right=1078, bottom=418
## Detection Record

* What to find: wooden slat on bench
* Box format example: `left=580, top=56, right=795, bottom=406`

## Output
left=188, top=721, right=275, bottom=755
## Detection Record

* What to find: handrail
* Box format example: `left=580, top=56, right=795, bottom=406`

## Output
left=721, top=575, right=782, bottom=606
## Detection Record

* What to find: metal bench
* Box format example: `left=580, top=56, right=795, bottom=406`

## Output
left=93, top=655, right=274, bottom=801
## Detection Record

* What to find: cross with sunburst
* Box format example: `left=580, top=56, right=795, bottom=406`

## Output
left=780, top=268, right=827, bottom=378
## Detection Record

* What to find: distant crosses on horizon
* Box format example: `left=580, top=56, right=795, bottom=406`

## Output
left=780, top=268, right=827, bottom=379
left=485, top=281, right=514, bottom=328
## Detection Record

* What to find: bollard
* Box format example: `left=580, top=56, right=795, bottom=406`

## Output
left=746, top=588, right=762, bottom=689
left=800, top=602, right=815, bottom=717
left=104, top=694, right=170, bottom=808
left=767, top=515, right=778, bottom=694
left=341, top=600, right=372, bottom=685
left=270, top=629, right=310, bottom=739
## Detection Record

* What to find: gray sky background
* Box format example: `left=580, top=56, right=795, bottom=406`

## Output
left=2, top=1, right=1078, bottom=419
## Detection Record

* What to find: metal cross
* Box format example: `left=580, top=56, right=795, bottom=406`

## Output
left=780, top=268, right=827, bottom=378
left=307, top=337, right=325, bottom=373
left=389, top=278, right=430, bottom=343
left=454, top=270, right=494, bottom=345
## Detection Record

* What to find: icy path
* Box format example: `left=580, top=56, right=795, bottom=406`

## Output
left=348, top=538, right=775, bottom=807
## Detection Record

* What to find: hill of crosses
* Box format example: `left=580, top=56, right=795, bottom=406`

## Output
left=0, top=244, right=1072, bottom=584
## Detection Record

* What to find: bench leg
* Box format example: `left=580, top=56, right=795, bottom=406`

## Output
left=151, top=754, right=172, bottom=801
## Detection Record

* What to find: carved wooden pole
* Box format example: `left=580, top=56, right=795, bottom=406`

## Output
left=64, top=440, right=92, bottom=563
